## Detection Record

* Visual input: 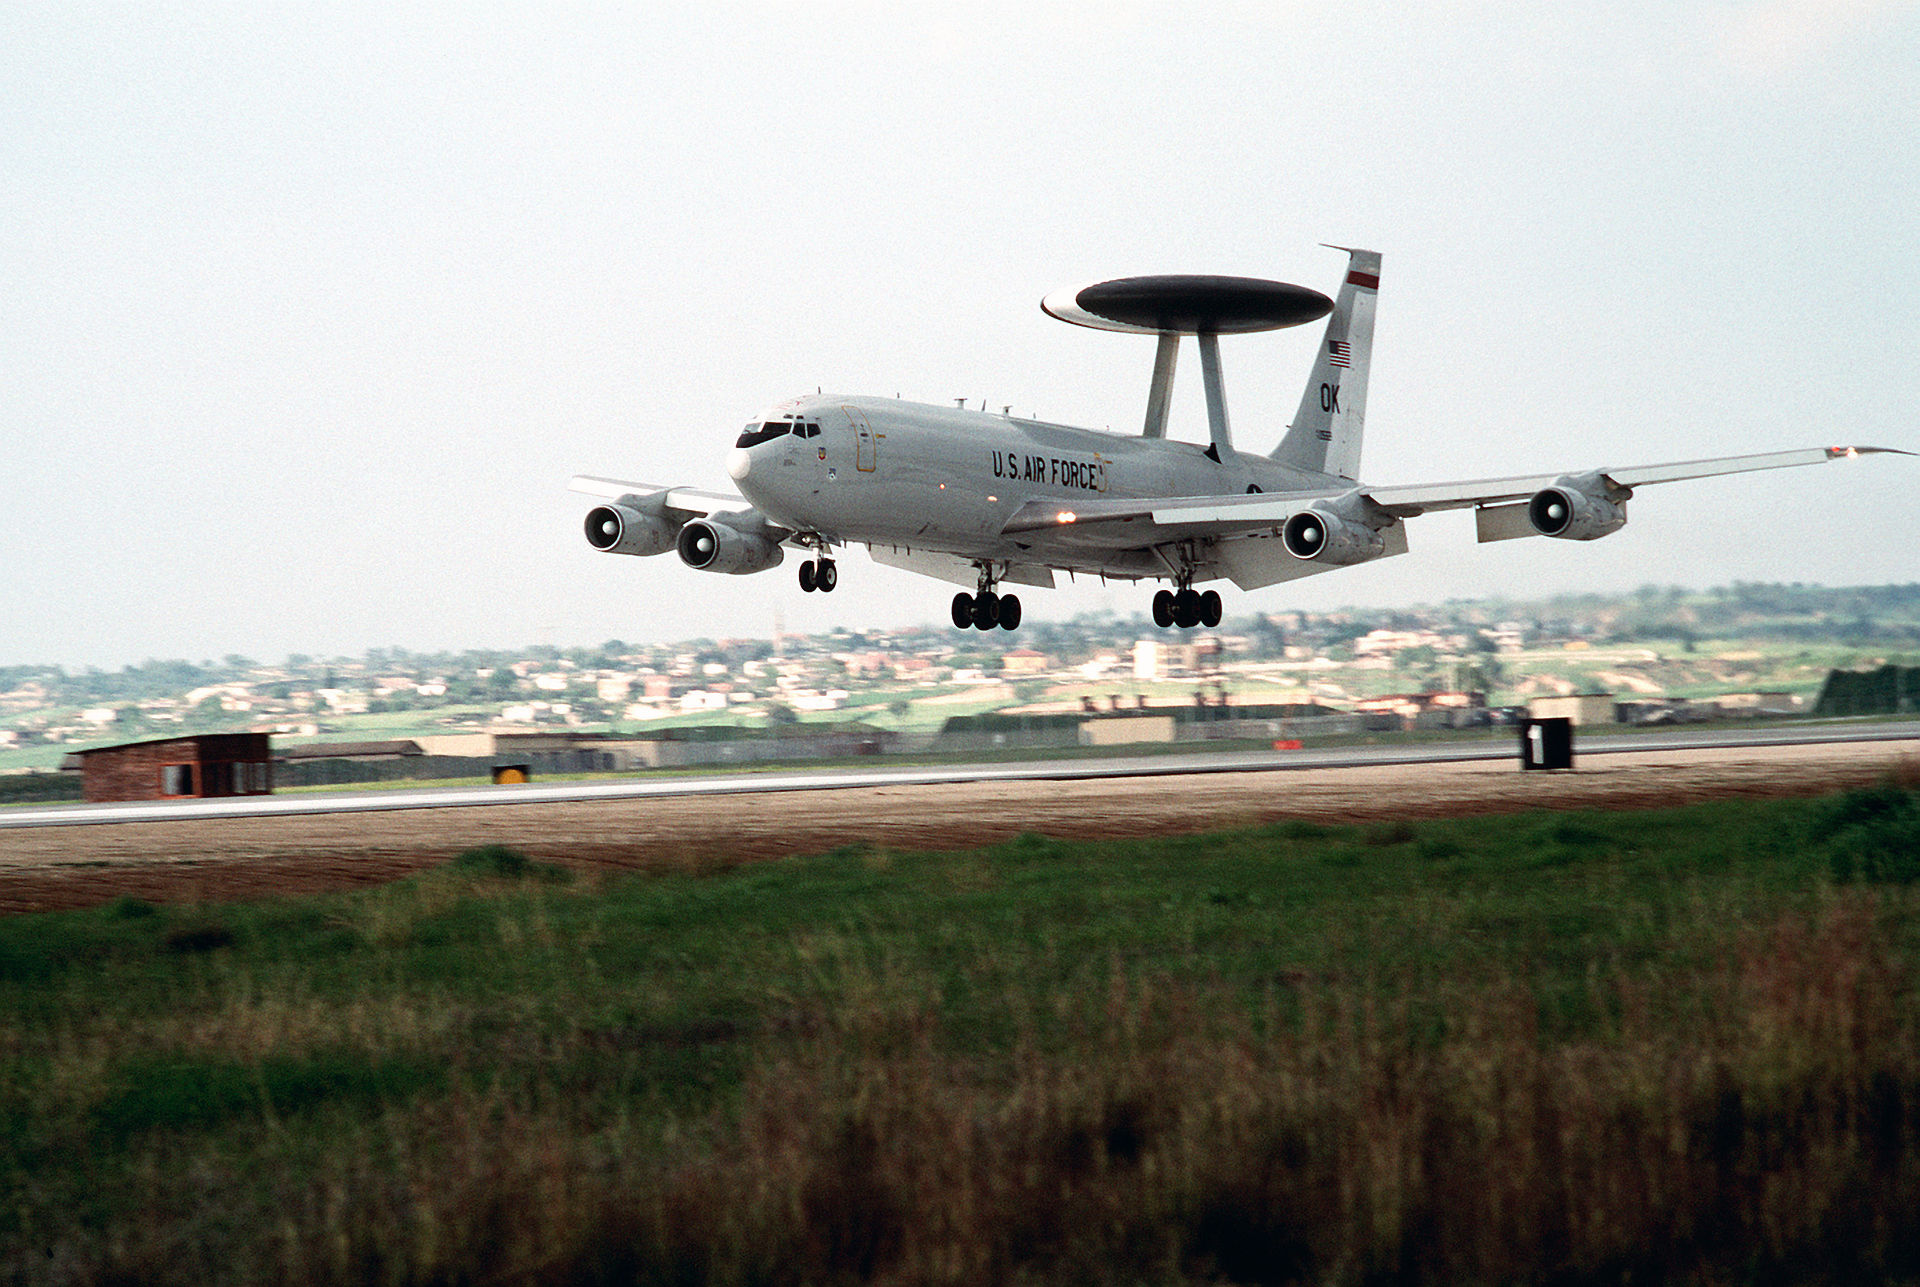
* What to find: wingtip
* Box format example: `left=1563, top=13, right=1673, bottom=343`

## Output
left=1827, top=446, right=1916, bottom=459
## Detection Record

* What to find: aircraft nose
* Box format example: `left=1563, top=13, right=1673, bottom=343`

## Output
left=726, top=447, right=752, bottom=481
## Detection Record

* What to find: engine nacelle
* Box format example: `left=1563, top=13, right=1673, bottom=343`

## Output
left=1527, top=474, right=1628, bottom=541
left=676, top=517, right=785, bottom=575
left=584, top=504, right=678, bottom=557
left=1282, top=507, right=1386, bottom=565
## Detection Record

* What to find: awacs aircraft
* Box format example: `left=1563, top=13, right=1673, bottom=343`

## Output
left=573, top=248, right=1905, bottom=632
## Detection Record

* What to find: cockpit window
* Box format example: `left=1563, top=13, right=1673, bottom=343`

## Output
left=735, top=421, right=792, bottom=448
left=734, top=419, right=821, bottom=448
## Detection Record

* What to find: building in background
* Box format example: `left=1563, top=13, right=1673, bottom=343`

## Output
left=1526, top=694, right=1618, bottom=726
left=73, top=733, right=272, bottom=803
left=277, top=740, right=424, bottom=764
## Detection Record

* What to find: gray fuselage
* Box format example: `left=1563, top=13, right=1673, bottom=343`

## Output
left=728, top=394, right=1338, bottom=577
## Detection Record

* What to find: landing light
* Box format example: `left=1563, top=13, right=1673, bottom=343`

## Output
left=1056, top=511, right=1077, bottom=524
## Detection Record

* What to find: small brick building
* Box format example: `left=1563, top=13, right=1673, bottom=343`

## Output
left=75, top=733, right=273, bottom=803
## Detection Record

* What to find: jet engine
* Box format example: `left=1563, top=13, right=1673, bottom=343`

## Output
left=675, top=515, right=785, bottom=575
left=1527, top=473, right=1628, bottom=541
left=583, top=504, right=679, bottom=557
left=1282, top=507, right=1386, bottom=565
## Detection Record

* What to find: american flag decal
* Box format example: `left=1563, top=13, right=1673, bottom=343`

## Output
left=1328, top=339, right=1351, bottom=368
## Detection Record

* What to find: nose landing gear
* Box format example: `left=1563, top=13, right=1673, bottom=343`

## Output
left=797, top=549, right=838, bottom=593
left=950, top=564, right=1021, bottom=631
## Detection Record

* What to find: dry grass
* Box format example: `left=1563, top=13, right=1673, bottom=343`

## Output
left=42, top=906, right=1918, bottom=1286
left=5, top=788, right=1920, bottom=1285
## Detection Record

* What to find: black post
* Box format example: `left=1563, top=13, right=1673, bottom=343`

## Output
left=1519, top=717, right=1574, bottom=770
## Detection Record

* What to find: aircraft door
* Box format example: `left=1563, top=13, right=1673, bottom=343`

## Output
left=846, top=406, right=878, bottom=472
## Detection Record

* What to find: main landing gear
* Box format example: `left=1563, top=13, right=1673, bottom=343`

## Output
left=951, top=565, right=1021, bottom=631
left=952, top=590, right=1021, bottom=630
left=1151, top=585, right=1222, bottom=630
left=797, top=556, right=837, bottom=593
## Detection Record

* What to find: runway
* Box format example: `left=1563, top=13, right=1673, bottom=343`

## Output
left=6, top=719, right=1918, bottom=831
left=4, top=730, right=1917, bottom=915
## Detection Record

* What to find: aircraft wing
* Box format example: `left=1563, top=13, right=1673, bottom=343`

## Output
left=568, top=476, right=748, bottom=517
left=1001, top=488, right=1349, bottom=541
left=1003, top=446, right=1906, bottom=540
left=997, top=444, right=1904, bottom=590
left=1359, top=446, right=1909, bottom=517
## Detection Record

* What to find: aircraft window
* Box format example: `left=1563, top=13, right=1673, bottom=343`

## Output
left=734, top=421, right=793, bottom=448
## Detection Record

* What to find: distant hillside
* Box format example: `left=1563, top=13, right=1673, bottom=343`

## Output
left=1416, top=583, right=1920, bottom=646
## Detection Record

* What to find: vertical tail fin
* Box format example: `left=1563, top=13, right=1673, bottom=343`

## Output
left=1271, top=247, right=1380, bottom=480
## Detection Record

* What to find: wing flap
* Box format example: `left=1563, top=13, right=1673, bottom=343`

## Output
left=1001, top=488, right=1346, bottom=545
left=865, top=544, right=1056, bottom=589
left=1474, top=501, right=1535, bottom=543
left=1147, top=490, right=1346, bottom=527
left=1216, top=522, right=1409, bottom=590
left=1000, top=496, right=1156, bottom=535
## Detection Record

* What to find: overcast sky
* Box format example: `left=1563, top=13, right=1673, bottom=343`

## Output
left=5, top=2, right=1916, bottom=668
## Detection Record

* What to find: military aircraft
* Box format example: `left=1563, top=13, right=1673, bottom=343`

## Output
left=573, top=247, right=1904, bottom=632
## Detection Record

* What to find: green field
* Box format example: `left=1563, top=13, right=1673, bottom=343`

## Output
left=4, top=784, right=1919, bottom=1284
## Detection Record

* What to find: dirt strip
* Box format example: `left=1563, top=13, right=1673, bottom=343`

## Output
left=2, top=740, right=1916, bottom=915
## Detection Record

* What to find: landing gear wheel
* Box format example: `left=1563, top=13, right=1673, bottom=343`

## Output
left=1173, top=588, right=1201, bottom=629
left=816, top=559, right=837, bottom=592
left=997, top=593, right=1022, bottom=631
left=798, top=561, right=817, bottom=593
left=1152, top=589, right=1175, bottom=629
left=971, top=591, right=1000, bottom=630
left=952, top=592, right=973, bottom=630
left=1198, top=589, right=1222, bottom=628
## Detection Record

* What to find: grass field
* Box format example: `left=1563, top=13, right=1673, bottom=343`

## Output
left=3, top=783, right=1919, bottom=1284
